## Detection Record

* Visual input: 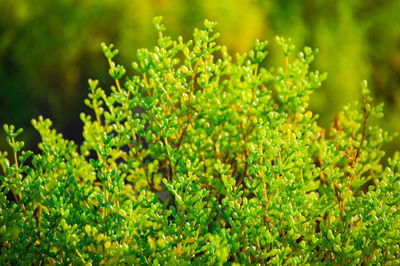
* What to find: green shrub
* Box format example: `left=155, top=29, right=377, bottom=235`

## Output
left=1, top=17, right=399, bottom=265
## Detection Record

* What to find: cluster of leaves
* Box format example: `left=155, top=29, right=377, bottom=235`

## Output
left=1, top=18, right=399, bottom=265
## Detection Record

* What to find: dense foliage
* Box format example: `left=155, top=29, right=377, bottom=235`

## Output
left=1, top=18, right=399, bottom=265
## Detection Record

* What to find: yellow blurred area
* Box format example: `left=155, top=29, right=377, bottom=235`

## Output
left=0, top=0, right=399, bottom=155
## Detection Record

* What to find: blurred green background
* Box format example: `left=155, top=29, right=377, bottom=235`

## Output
left=1, top=0, right=399, bottom=156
